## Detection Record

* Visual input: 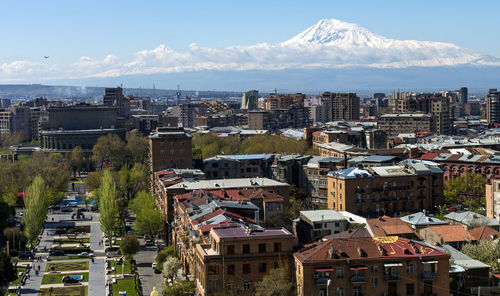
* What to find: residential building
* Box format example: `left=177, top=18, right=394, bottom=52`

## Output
left=194, top=226, right=294, bottom=295
left=273, top=154, right=312, bottom=190
left=247, top=106, right=310, bottom=131
left=400, top=211, right=448, bottom=232
left=170, top=103, right=208, bottom=128
left=486, top=89, right=500, bottom=124
left=377, top=114, right=432, bottom=137
left=241, top=90, right=258, bottom=110
left=103, top=87, right=130, bottom=118
left=459, top=87, right=468, bottom=104
left=486, top=178, right=500, bottom=220
left=294, top=236, right=450, bottom=296
left=429, top=97, right=452, bottom=135
left=293, top=210, right=347, bottom=246
left=28, top=107, right=49, bottom=140
left=420, top=225, right=472, bottom=250
left=366, top=216, right=420, bottom=240
left=327, top=162, right=444, bottom=217
left=303, top=156, right=345, bottom=204
left=365, top=129, right=387, bottom=149
left=203, top=154, right=274, bottom=179
left=149, top=127, right=193, bottom=172
left=332, top=93, right=360, bottom=121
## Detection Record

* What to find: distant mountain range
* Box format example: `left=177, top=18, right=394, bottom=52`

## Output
left=2, top=19, right=499, bottom=92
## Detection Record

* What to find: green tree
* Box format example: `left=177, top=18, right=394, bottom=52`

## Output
left=155, top=246, right=175, bottom=271
left=120, top=234, right=141, bottom=261
left=462, top=240, right=500, bottom=275
left=444, top=173, right=486, bottom=211
left=85, top=170, right=104, bottom=193
left=162, top=279, right=195, bottom=296
left=255, top=264, right=293, bottom=296
left=0, top=251, right=17, bottom=292
left=130, top=191, right=163, bottom=239
left=125, top=132, right=149, bottom=165
left=162, top=256, right=181, bottom=283
left=99, top=170, right=118, bottom=247
left=23, top=175, right=49, bottom=248
left=91, top=134, right=126, bottom=170
left=69, top=146, right=84, bottom=176
left=0, top=201, right=13, bottom=229
left=192, top=145, right=203, bottom=160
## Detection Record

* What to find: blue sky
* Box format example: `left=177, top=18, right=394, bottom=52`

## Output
left=0, top=0, right=499, bottom=85
left=1, top=0, right=498, bottom=63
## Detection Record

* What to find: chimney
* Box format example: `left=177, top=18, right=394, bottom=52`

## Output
left=328, top=243, right=334, bottom=259
left=344, top=153, right=348, bottom=168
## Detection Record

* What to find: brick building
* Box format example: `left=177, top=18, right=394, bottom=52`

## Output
left=149, top=127, right=192, bottom=172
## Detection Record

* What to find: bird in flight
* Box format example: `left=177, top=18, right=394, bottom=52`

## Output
left=43, top=56, right=49, bottom=59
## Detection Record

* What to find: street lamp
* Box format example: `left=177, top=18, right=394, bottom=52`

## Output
left=327, top=279, right=331, bottom=296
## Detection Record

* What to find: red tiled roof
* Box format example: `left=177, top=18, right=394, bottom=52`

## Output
left=428, top=225, right=472, bottom=242
left=420, top=153, right=439, bottom=160
left=367, top=217, right=416, bottom=237
left=294, top=236, right=449, bottom=263
left=468, top=225, right=500, bottom=241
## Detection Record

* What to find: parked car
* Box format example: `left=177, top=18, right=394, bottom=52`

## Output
left=61, top=207, right=73, bottom=212
left=446, top=207, right=457, bottom=212
left=50, top=250, right=65, bottom=256
left=62, top=276, right=80, bottom=283
left=145, top=240, right=154, bottom=246
left=78, top=252, right=91, bottom=257
left=18, top=253, right=33, bottom=260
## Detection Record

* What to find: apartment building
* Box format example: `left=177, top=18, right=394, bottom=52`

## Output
left=194, top=226, right=294, bottom=295
left=294, top=236, right=450, bottom=296
left=327, top=161, right=444, bottom=217
left=149, top=127, right=192, bottom=172
left=377, top=114, right=432, bottom=137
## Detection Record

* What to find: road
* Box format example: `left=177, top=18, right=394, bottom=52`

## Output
left=135, top=241, right=163, bottom=295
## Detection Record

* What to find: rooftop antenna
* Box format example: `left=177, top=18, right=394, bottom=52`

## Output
left=176, top=84, right=181, bottom=105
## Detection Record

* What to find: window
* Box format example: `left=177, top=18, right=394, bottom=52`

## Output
left=353, top=287, right=362, bottom=296
left=259, top=243, right=266, bottom=253
left=208, top=265, right=218, bottom=275
left=227, top=264, right=235, bottom=275
left=170, top=149, right=174, bottom=155
left=336, top=267, right=344, bottom=278
left=371, top=265, right=378, bottom=273
left=406, top=264, right=414, bottom=275
left=319, top=289, right=326, bottom=296
left=243, top=281, right=251, bottom=291
left=160, top=149, right=165, bottom=155
left=227, top=245, right=234, bottom=255
left=371, top=277, right=378, bottom=287
left=259, top=262, right=267, bottom=273
left=243, top=264, right=251, bottom=274
left=243, top=244, right=250, bottom=254
left=336, top=287, right=344, bottom=296
left=274, top=242, right=281, bottom=252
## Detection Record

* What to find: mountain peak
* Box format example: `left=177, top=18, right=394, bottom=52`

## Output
left=282, top=18, right=387, bottom=47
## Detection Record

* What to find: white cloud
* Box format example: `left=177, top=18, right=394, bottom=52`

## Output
left=0, top=19, right=498, bottom=82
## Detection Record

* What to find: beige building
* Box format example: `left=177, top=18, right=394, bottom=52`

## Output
left=486, top=179, right=500, bottom=220
left=294, top=236, right=450, bottom=296
left=327, top=162, right=444, bottom=217
left=194, top=226, right=294, bottom=296
left=149, top=127, right=192, bottom=172
left=378, top=114, right=432, bottom=137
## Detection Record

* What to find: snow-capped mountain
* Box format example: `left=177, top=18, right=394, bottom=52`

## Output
left=279, top=19, right=494, bottom=67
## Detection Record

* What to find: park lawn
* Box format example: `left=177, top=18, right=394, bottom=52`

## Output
left=110, top=259, right=132, bottom=274
left=112, top=278, right=137, bottom=296
left=46, top=261, right=89, bottom=272
left=9, top=266, right=26, bottom=286
left=41, top=272, right=89, bottom=285
left=38, top=286, right=88, bottom=296
left=52, top=238, right=90, bottom=244
left=50, top=256, right=90, bottom=261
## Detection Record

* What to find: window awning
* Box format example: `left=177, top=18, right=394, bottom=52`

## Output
left=315, top=268, right=333, bottom=272
left=422, top=261, right=438, bottom=264
left=384, top=263, right=403, bottom=267
left=350, top=266, right=368, bottom=270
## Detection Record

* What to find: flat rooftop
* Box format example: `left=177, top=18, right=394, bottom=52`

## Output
left=167, top=177, right=289, bottom=191
left=213, top=226, right=292, bottom=238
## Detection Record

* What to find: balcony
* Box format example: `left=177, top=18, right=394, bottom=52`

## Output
left=420, top=271, right=436, bottom=280
left=315, top=277, right=330, bottom=285
left=350, top=275, right=366, bottom=283
left=385, top=274, right=401, bottom=281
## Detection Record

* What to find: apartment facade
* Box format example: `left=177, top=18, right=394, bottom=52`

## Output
left=294, top=236, right=450, bottom=296
left=194, top=226, right=294, bottom=296
left=149, top=127, right=193, bottom=172
left=327, top=162, right=444, bottom=217
left=377, top=114, right=432, bottom=137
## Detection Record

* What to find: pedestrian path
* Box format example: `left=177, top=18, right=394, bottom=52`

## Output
left=89, top=212, right=106, bottom=296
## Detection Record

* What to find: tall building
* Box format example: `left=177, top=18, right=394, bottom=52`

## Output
left=0, top=98, right=11, bottom=108
left=103, top=87, right=130, bottom=118
left=486, top=89, right=500, bottom=124
left=149, top=127, right=192, bottom=172
left=241, top=90, right=258, bottom=110
left=28, top=107, right=49, bottom=141
left=459, top=87, right=468, bottom=104
left=377, top=114, right=432, bottom=137
left=429, top=97, right=452, bottom=135
left=332, top=93, right=360, bottom=121
left=170, top=103, right=207, bottom=128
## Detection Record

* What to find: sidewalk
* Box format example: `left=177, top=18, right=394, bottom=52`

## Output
left=88, top=212, right=106, bottom=296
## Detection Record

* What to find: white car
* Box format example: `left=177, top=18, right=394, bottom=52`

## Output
left=78, top=252, right=91, bottom=257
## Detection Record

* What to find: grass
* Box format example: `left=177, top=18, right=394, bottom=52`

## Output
left=112, top=278, right=137, bottom=296
left=50, top=256, right=90, bottom=261
left=46, top=261, right=89, bottom=272
left=38, top=286, right=88, bottom=296
left=109, top=259, right=132, bottom=274
left=41, top=272, right=89, bottom=285
left=9, top=266, right=26, bottom=286
left=52, top=238, right=90, bottom=244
